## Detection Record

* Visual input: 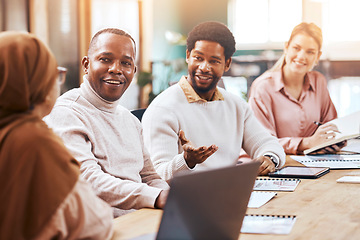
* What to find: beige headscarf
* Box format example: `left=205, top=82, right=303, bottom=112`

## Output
left=0, top=31, right=79, bottom=239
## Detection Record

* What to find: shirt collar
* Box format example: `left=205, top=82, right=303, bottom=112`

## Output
left=272, top=71, right=284, bottom=92
left=273, top=71, right=315, bottom=92
left=179, top=76, right=224, bottom=103
left=304, top=72, right=316, bottom=91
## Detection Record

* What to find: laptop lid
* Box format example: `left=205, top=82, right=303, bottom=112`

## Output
left=156, top=161, right=260, bottom=240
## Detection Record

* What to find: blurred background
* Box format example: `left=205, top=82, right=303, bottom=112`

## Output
left=1, top=0, right=359, bottom=116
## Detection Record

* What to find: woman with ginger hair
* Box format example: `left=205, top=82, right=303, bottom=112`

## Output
left=249, top=22, right=345, bottom=155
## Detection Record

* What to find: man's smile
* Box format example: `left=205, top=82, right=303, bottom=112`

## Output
left=103, top=79, right=125, bottom=85
left=195, top=74, right=213, bottom=84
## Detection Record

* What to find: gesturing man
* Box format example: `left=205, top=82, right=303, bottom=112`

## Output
left=142, top=22, right=285, bottom=181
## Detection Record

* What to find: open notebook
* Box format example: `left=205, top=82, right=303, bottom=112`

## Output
left=304, top=111, right=360, bottom=155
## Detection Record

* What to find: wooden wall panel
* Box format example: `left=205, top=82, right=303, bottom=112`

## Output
left=29, top=0, right=49, bottom=45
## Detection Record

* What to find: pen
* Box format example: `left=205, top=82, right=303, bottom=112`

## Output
left=314, top=121, right=342, bottom=134
left=313, top=121, right=322, bottom=126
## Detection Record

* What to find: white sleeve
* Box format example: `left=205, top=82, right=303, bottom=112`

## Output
left=46, top=106, right=164, bottom=210
left=241, top=102, right=285, bottom=168
left=142, top=105, right=193, bottom=182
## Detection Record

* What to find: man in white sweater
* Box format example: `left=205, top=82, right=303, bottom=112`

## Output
left=142, top=21, right=286, bottom=182
left=45, top=28, right=169, bottom=217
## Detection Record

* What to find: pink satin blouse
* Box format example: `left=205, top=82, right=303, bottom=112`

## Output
left=248, top=70, right=337, bottom=154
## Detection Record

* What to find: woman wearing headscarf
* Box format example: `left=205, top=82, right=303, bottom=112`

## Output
left=0, top=31, right=113, bottom=239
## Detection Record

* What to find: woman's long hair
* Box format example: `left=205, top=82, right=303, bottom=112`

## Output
left=269, top=22, right=323, bottom=72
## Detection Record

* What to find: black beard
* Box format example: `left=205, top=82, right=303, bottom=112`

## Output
left=189, top=72, right=219, bottom=93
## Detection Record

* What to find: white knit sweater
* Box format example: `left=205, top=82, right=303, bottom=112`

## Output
left=45, top=78, right=169, bottom=217
left=142, top=77, right=285, bottom=181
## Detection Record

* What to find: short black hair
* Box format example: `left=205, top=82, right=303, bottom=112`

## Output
left=186, top=21, right=236, bottom=61
left=88, top=28, right=136, bottom=55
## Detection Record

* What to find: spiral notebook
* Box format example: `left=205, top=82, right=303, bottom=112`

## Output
left=253, top=178, right=301, bottom=192
left=291, top=154, right=360, bottom=169
left=241, top=214, right=296, bottom=235
left=133, top=214, right=297, bottom=239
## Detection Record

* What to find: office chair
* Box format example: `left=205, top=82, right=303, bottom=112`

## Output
left=131, top=108, right=146, bottom=122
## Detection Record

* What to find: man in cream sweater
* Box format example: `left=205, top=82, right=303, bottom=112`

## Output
left=45, top=28, right=169, bottom=217
left=142, top=22, right=286, bottom=182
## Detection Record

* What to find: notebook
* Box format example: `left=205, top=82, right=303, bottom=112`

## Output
left=241, top=214, right=296, bottom=235
left=253, top=178, right=301, bottom=192
left=304, top=111, right=360, bottom=155
left=291, top=154, right=360, bottom=169
left=134, top=161, right=260, bottom=240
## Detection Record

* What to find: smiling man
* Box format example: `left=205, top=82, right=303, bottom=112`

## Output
left=142, top=21, right=286, bottom=182
left=45, top=28, right=169, bottom=217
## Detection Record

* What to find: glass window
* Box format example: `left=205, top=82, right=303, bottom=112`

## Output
left=91, top=0, right=139, bottom=54
left=232, top=0, right=268, bottom=44
left=230, top=0, right=302, bottom=46
left=268, top=0, right=302, bottom=42
left=328, top=77, right=360, bottom=117
left=322, top=0, right=360, bottom=42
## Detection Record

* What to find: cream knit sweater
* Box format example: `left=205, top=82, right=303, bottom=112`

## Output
left=142, top=77, right=285, bottom=181
left=45, top=78, right=169, bottom=217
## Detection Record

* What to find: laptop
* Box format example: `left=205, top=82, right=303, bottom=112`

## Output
left=134, top=161, right=260, bottom=240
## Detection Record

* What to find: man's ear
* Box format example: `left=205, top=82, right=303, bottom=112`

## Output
left=224, top=57, right=232, bottom=72
left=186, top=49, right=190, bottom=63
left=81, top=56, right=90, bottom=74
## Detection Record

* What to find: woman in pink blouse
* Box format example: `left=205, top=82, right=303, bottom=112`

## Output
left=249, top=22, right=345, bottom=155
